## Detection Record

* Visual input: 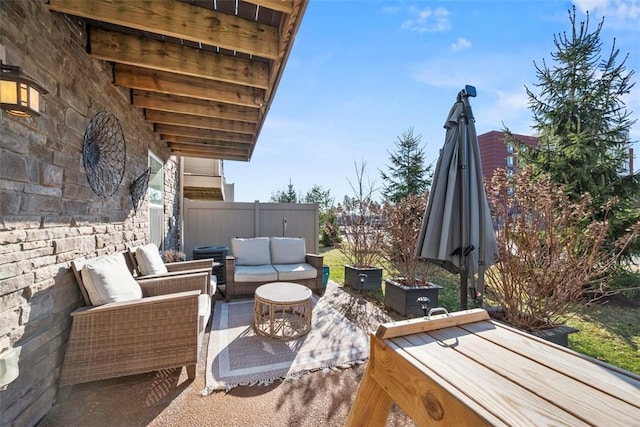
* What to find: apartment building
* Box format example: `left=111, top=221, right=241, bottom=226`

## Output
left=478, top=130, right=635, bottom=184
left=477, top=130, right=538, bottom=183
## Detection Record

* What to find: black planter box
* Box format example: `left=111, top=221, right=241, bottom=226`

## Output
left=530, top=324, right=578, bottom=347
left=344, top=265, right=383, bottom=291
left=486, top=307, right=578, bottom=347
left=384, top=279, right=443, bottom=317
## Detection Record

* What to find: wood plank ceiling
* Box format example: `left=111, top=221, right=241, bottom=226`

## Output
left=47, top=0, right=308, bottom=162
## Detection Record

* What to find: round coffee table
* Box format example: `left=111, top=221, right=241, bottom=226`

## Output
left=253, top=282, right=312, bottom=340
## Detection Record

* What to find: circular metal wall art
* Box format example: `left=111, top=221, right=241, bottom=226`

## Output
left=83, top=111, right=126, bottom=198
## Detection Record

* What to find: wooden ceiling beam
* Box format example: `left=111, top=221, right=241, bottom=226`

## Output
left=167, top=140, right=249, bottom=156
left=156, top=124, right=253, bottom=143
left=145, top=110, right=256, bottom=134
left=166, top=138, right=250, bottom=160
left=92, top=29, right=270, bottom=89
left=47, top=0, right=280, bottom=59
left=244, top=0, right=294, bottom=14
left=169, top=147, right=249, bottom=161
left=165, top=137, right=251, bottom=152
left=132, top=91, right=259, bottom=123
left=114, top=64, right=265, bottom=108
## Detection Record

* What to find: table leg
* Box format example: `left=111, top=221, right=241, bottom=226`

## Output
left=269, top=302, right=274, bottom=337
left=305, top=299, right=311, bottom=332
left=345, top=360, right=393, bottom=427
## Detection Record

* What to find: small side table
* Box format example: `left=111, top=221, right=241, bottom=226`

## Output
left=254, top=282, right=312, bottom=340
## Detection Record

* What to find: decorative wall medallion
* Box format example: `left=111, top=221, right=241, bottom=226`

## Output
left=130, top=167, right=150, bottom=213
left=82, top=111, right=126, bottom=198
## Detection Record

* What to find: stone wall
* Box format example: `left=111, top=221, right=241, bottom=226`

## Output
left=0, top=1, right=181, bottom=425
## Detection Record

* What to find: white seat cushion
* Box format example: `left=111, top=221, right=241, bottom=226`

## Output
left=81, top=253, right=143, bottom=305
left=270, top=237, right=306, bottom=264
left=234, top=264, right=278, bottom=282
left=273, top=263, right=317, bottom=281
left=198, top=294, right=211, bottom=333
left=231, top=237, right=271, bottom=266
left=135, top=243, right=168, bottom=276
left=209, top=274, right=217, bottom=296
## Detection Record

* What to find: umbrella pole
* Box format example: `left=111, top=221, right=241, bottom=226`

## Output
left=458, top=88, right=471, bottom=310
left=458, top=84, right=479, bottom=310
left=460, top=266, right=468, bottom=310
left=458, top=117, right=468, bottom=310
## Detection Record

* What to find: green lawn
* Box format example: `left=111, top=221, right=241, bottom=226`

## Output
left=320, top=246, right=640, bottom=375
left=564, top=304, right=640, bottom=374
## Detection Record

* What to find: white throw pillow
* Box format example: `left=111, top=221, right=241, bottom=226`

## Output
left=135, top=243, right=168, bottom=276
left=231, top=237, right=271, bottom=266
left=81, top=253, right=143, bottom=305
left=270, top=237, right=306, bottom=264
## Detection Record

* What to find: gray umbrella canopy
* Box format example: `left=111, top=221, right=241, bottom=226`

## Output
left=416, top=86, right=498, bottom=309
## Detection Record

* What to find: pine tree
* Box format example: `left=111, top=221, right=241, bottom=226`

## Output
left=514, top=6, right=639, bottom=244
left=379, top=127, right=432, bottom=203
left=270, top=179, right=298, bottom=203
left=302, top=185, right=334, bottom=212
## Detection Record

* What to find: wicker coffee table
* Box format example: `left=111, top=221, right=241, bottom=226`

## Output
left=253, top=282, right=312, bottom=340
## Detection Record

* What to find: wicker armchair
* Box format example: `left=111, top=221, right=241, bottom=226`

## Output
left=59, top=255, right=210, bottom=387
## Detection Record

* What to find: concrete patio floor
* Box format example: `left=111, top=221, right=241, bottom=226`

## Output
left=37, top=282, right=417, bottom=427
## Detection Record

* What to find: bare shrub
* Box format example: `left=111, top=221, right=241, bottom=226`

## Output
left=485, top=165, right=640, bottom=331
left=339, top=161, right=385, bottom=268
left=162, top=249, right=186, bottom=263
left=380, top=192, right=435, bottom=285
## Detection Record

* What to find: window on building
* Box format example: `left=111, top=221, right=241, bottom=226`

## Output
left=506, top=156, right=514, bottom=167
left=148, top=152, right=164, bottom=249
left=618, top=145, right=633, bottom=176
left=507, top=143, right=514, bottom=153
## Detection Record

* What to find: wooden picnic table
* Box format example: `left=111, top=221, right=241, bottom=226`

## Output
left=346, top=308, right=640, bottom=426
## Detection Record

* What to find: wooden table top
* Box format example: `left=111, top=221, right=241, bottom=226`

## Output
left=348, top=309, right=640, bottom=426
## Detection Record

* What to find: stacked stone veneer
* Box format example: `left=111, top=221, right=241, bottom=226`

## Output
left=0, top=1, right=181, bottom=425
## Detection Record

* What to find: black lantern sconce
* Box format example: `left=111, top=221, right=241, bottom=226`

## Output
left=0, top=60, right=48, bottom=118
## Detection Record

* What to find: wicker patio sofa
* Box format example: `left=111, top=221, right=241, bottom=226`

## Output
left=59, top=252, right=211, bottom=387
left=224, top=237, right=324, bottom=301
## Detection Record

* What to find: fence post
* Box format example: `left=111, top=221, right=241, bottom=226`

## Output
left=254, top=200, right=261, bottom=237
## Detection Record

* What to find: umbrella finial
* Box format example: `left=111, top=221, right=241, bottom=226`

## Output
left=458, top=85, right=477, bottom=102
left=463, top=85, right=476, bottom=97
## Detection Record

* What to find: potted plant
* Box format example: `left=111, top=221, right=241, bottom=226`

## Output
left=339, top=161, right=385, bottom=291
left=381, top=192, right=442, bottom=316
left=485, top=166, right=640, bottom=346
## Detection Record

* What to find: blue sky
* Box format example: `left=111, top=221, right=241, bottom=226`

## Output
left=224, top=0, right=640, bottom=203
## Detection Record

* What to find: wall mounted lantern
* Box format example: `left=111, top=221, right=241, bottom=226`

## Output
left=0, top=61, right=48, bottom=118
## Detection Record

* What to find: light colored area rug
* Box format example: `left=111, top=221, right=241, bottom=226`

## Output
left=202, top=282, right=388, bottom=394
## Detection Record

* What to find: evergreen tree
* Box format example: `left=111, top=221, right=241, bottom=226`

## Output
left=379, top=127, right=432, bottom=203
left=513, top=6, right=638, bottom=244
left=270, top=179, right=298, bottom=203
left=302, top=185, right=334, bottom=211
left=303, top=185, right=340, bottom=246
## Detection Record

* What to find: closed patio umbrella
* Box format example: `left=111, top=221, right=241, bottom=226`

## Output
left=416, top=85, right=498, bottom=310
